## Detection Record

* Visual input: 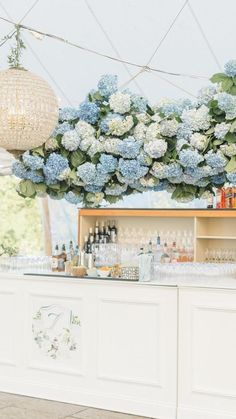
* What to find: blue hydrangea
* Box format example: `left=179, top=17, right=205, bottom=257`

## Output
left=131, top=94, right=148, bottom=112
left=205, top=150, right=227, bottom=168
left=100, top=113, right=122, bottom=133
left=224, top=60, right=236, bottom=77
left=166, top=163, right=183, bottom=178
left=176, top=123, right=193, bottom=140
left=94, top=170, right=110, bottom=186
left=216, top=92, right=236, bottom=119
left=12, top=161, right=28, bottom=179
left=22, top=151, right=44, bottom=170
left=53, top=122, right=73, bottom=136
left=105, top=184, right=127, bottom=196
left=117, top=136, right=141, bottom=158
left=59, top=107, right=80, bottom=122
left=160, top=98, right=194, bottom=117
left=64, top=191, right=83, bottom=205
left=153, top=180, right=169, bottom=191
left=78, top=101, right=100, bottom=124
left=43, top=153, right=69, bottom=184
left=118, top=158, right=148, bottom=181
left=211, top=174, right=226, bottom=184
left=137, top=151, right=152, bottom=166
left=26, top=171, right=44, bottom=183
left=84, top=185, right=103, bottom=193
left=97, top=154, right=118, bottom=173
left=179, top=149, right=204, bottom=168
left=227, top=173, right=236, bottom=185
left=98, top=74, right=118, bottom=98
left=77, top=162, right=97, bottom=184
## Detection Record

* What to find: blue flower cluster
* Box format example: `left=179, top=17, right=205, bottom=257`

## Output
left=160, top=98, right=193, bottom=117
left=98, top=74, right=118, bottom=98
left=100, top=112, right=122, bottom=133
left=117, top=136, right=141, bottom=158
left=97, top=154, right=118, bottom=173
left=59, top=107, right=80, bottom=122
left=53, top=122, right=73, bottom=136
left=131, top=94, right=148, bottom=112
left=205, top=151, right=227, bottom=168
left=43, top=153, right=69, bottom=184
left=78, top=102, right=100, bottom=124
left=216, top=93, right=236, bottom=119
left=118, top=159, right=148, bottom=181
left=179, top=149, right=204, bottom=168
left=224, top=60, right=236, bottom=77
left=22, top=151, right=44, bottom=170
left=64, top=191, right=83, bottom=205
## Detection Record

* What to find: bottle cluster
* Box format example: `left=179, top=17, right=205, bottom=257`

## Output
left=51, top=241, right=80, bottom=272
left=208, top=187, right=236, bottom=209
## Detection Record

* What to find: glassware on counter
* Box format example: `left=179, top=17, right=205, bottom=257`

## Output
left=204, top=248, right=236, bottom=263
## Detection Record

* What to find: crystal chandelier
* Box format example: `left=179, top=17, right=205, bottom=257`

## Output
left=0, top=26, right=58, bottom=151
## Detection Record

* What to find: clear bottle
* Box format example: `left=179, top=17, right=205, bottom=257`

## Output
left=51, top=244, right=59, bottom=272
left=72, top=245, right=80, bottom=266
left=170, top=241, right=179, bottom=263
left=68, top=240, right=75, bottom=261
left=155, top=233, right=162, bottom=263
left=58, top=244, right=67, bottom=272
left=161, top=243, right=170, bottom=263
left=110, top=220, right=117, bottom=243
left=95, top=221, right=100, bottom=244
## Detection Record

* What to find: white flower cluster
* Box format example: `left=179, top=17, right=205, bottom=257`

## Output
left=62, top=130, right=80, bottom=151
left=136, top=113, right=151, bottom=124
left=144, top=139, right=167, bottom=158
left=190, top=133, right=208, bottom=151
left=220, top=143, right=236, bottom=157
left=133, top=122, right=147, bottom=141
left=145, top=122, right=161, bottom=142
left=104, top=137, right=122, bottom=154
left=87, top=140, right=104, bottom=157
left=159, top=119, right=179, bottom=137
left=109, top=92, right=131, bottom=114
left=44, top=137, right=59, bottom=151
left=109, top=115, right=134, bottom=136
left=57, top=168, right=71, bottom=181
left=182, top=105, right=211, bottom=131
left=75, top=120, right=95, bottom=140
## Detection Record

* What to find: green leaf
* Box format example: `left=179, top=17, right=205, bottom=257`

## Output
left=206, top=127, right=215, bottom=135
left=225, top=156, right=236, bottom=173
left=213, top=139, right=224, bottom=146
left=32, top=146, right=45, bottom=158
left=61, top=149, right=70, bottom=158
left=47, top=183, right=61, bottom=191
left=210, top=73, right=230, bottom=84
left=230, top=85, right=236, bottom=95
left=34, top=183, right=47, bottom=194
left=221, top=78, right=234, bottom=92
left=225, top=132, right=236, bottom=143
left=230, top=119, right=236, bottom=132
left=70, top=150, right=86, bottom=168
left=19, top=180, right=36, bottom=197
left=91, top=153, right=101, bottom=164
left=96, top=128, right=101, bottom=139
left=93, top=91, right=103, bottom=101
left=105, top=195, right=121, bottom=204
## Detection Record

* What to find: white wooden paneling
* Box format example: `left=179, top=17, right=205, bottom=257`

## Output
left=178, top=288, right=236, bottom=419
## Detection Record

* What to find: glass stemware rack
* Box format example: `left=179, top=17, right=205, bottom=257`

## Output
left=78, top=209, right=236, bottom=264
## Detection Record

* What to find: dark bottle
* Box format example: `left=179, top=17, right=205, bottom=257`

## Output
left=58, top=244, right=67, bottom=272
left=110, top=220, right=117, bottom=243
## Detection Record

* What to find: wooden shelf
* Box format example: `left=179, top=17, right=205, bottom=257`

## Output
left=197, top=236, right=236, bottom=240
left=79, top=209, right=236, bottom=218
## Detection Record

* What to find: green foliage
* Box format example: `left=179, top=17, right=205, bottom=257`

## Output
left=0, top=176, right=44, bottom=255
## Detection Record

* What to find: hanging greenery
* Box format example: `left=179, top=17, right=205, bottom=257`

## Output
left=12, top=60, right=236, bottom=206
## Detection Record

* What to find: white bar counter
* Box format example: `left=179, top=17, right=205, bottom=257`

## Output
left=0, top=271, right=236, bottom=419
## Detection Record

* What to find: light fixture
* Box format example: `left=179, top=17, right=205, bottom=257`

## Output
left=0, top=25, right=58, bottom=152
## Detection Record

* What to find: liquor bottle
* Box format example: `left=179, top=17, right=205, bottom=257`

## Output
left=95, top=221, right=100, bottom=244
left=51, top=244, right=59, bottom=272
left=110, top=220, right=117, bottom=243
left=84, top=235, right=89, bottom=253
left=72, top=245, right=80, bottom=266
left=58, top=244, right=67, bottom=272
left=170, top=241, right=179, bottom=263
left=155, top=233, right=162, bottom=263
left=99, top=222, right=105, bottom=243
left=207, top=194, right=214, bottom=209
left=147, top=240, right=153, bottom=254
left=68, top=240, right=75, bottom=261
left=161, top=243, right=170, bottom=263
left=216, top=189, right=222, bottom=208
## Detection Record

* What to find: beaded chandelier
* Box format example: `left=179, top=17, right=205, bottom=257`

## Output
left=0, top=26, right=58, bottom=151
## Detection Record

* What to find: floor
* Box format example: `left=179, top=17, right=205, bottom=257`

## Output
left=0, top=392, right=151, bottom=419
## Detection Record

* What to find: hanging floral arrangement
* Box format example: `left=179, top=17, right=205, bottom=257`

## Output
left=12, top=60, right=236, bottom=206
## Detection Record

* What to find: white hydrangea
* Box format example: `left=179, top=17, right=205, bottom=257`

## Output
left=104, top=137, right=122, bottom=154
left=109, top=115, right=134, bottom=136
left=151, top=113, right=162, bottom=122
left=176, top=139, right=188, bottom=153
left=181, top=105, right=211, bottom=131
left=61, top=130, right=80, bottom=151
left=80, top=137, right=96, bottom=151
left=145, top=122, right=161, bottom=142
left=139, top=176, right=157, bottom=187
left=44, top=137, right=59, bottom=151
left=190, top=133, right=208, bottom=151
left=87, top=140, right=104, bottom=157
left=220, top=143, right=236, bottom=157
left=136, top=113, right=151, bottom=124
left=75, top=120, right=95, bottom=140
left=160, top=119, right=179, bottom=137
left=144, top=139, right=167, bottom=158
left=57, top=168, right=71, bottom=181
left=109, top=92, right=131, bottom=114
left=133, top=122, right=147, bottom=141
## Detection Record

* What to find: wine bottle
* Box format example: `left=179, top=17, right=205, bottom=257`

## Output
left=51, top=245, right=59, bottom=272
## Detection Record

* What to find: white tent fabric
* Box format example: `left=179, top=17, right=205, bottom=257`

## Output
left=0, top=148, right=13, bottom=175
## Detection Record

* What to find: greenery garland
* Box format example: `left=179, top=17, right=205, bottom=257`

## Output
left=12, top=60, right=236, bottom=207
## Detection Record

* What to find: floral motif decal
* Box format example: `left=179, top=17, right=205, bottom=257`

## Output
left=32, top=304, right=81, bottom=359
